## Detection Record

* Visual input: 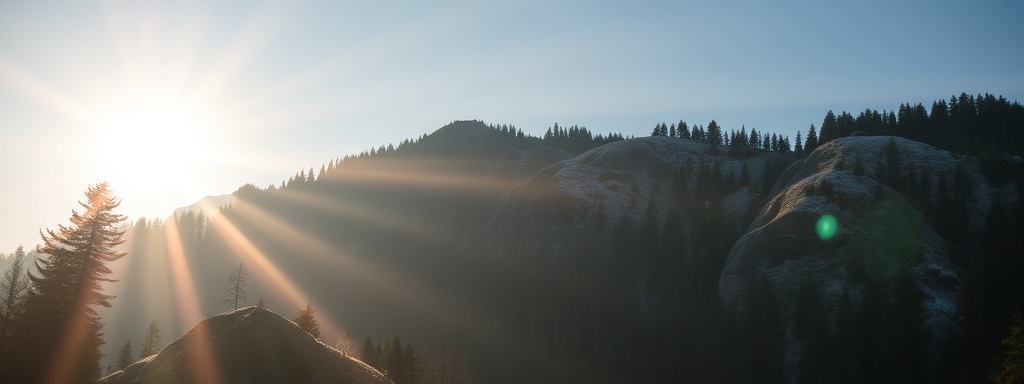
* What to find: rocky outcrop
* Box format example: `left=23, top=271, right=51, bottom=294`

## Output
left=100, top=307, right=389, bottom=384
left=718, top=136, right=1002, bottom=362
left=479, top=136, right=769, bottom=266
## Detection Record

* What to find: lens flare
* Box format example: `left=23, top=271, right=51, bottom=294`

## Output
left=816, top=214, right=838, bottom=240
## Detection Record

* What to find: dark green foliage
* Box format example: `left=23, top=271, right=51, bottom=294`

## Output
left=992, top=310, right=1024, bottom=384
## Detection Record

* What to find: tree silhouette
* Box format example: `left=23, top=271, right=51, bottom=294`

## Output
left=0, top=245, right=28, bottom=370
left=223, top=263, right=248, bottom=310
left=117, top=340, right=133, bottom=370
left=706, top=120, right=723, bottom=146
left=139, top=321, right=162, bottom=358
left=9, top=183, right=125, bottom=383
left=361, top=336, right=380, bottom=369
left=293, top=302, right=321, bottom=339
left=993, top=310, right=1024, bottom=384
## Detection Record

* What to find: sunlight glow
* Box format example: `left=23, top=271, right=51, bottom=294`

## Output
left=206, top=211, right=310, bottom=313
left=95, top=95, right=204, bottom=185
left=164, top=218, right=223, bottom=384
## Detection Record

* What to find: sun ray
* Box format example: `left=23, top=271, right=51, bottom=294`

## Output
left=210, top=192, right=535, bottom=357
left=0, top=56, right=97, bottom=125
left=269, top=188, right=448, bottom=247
left=191, top=1, right=295, bottom=106
left=163, top=218, right=223, bottom=383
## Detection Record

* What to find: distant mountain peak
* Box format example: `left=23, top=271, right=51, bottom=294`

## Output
left=171, top=194, right=237, bottom=220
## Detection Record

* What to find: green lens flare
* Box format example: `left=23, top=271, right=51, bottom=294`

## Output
left=816, top=214, right=838, bottom=240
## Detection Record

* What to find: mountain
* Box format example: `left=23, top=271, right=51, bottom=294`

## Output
left=171, top=194, right=238, bottom=220
left=100, top=307, right=389, bottom=384
left=91, top=120, right=1022, bottom=383
left=719, top=136, right=988, bottom=379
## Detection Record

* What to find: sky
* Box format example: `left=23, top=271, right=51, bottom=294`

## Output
left=1, top=0, right=1022, bottom=253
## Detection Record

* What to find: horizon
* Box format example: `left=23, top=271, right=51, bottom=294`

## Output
left=2, top=0, right=1023, bottom=252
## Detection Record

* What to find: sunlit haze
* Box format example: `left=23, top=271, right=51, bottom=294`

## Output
left=1, top=0, right=1022, bottom=252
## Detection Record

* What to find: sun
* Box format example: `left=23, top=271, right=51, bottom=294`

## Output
left=92, top=93, right=211, bottom=216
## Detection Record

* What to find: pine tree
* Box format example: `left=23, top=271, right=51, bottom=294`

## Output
left=223, top=263, right=248, bottom=310
left=706, top=120, right=723, bottom=146
left=117, top=340, right=133, bottom=370
left=679, top=121, right=690, bottom=139
left=139, top=321, right=162, bottom=358
left=0, top=245, right=29, bottom=369
left=293, top=302, right=321, bottom=339
left=806, top=124, right=819, bottom=153
left=993, top=310, right=1024, bottom=384
left=361, top=336, right=380, bottom=368
left=403, top=343, right=419, bottom=384
left=9, top=183, right=125, bottom=383
left=795, top=131, right=803, bottom=153
left=383, top=337, right=407, bottom=383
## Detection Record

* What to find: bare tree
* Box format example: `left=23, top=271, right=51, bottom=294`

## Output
left=417, top=340, right=472, bottom=384
left=223, top=263, right=248, bottom=310
left=334, top=329, right=356, bottom=357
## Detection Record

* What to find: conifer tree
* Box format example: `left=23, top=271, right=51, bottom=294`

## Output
left=361, top=336, right=379, bottom=368
left=223, top=263, right=248, bottom=310
left=403, top=343, right=419, bottom=384
left=293, top=302, right=321, bottom=339
left=806, top=124, right=819, bottom=153
left=679, top=121, right=690, bottom=139
left=117, top=340, right=133, bottom=370
left=993, top=310, right=1024, bottom=384
left=139, top=321, right=162, bottom=358
left=382, top=337, right=407, bottom=383
left=9, top=183, right=125, bottom=383
left=706, top=120, right=723, bottom=146
left=0, top=245, right=29, bottom=369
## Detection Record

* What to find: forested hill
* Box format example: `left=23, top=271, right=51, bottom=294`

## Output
left=90, top=105, right=1024, bottom=383
left=815, top=92, right=1024, bottom=155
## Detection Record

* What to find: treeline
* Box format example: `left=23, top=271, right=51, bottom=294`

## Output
left=543, top=122, right=625, bottom=154
left=241, top=120, right=626, bottom=194
left=818, top=92, right=1024, bottom=155
left=650, top=119, right=798, bottom=157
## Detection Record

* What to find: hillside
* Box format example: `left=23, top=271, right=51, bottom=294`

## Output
left=84, top=121, right=1022, bottom=383
left=100, top=307, right=389, bottom=384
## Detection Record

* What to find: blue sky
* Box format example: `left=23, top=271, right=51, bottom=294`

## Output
left=1, top=0, right=1022, bottom=252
